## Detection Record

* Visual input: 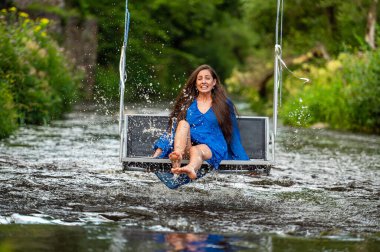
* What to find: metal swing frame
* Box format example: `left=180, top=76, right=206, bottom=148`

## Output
left=118, top=0, right=286, bottom=175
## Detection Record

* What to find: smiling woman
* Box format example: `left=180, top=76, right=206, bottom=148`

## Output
left=152, top=64, right=249, bottom=179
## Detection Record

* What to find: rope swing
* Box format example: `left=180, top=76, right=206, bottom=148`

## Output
left=273, top=0, right=309, bottom=138
left=119, top=0, right=130, bottom=136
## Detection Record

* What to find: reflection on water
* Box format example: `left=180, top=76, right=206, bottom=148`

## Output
left=0, top=103, right=379, bottom=250
left=0, top=224, right=379, bottom=251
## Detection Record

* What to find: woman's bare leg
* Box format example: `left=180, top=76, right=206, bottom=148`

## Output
left=171, top=144, right=212, bottom=180
left=169, top=120, right=191, bottom=168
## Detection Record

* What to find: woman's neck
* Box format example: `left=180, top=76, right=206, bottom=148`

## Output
left=197, top=93, right=212, bottom=103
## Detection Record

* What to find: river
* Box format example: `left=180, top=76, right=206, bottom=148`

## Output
left=0, top=103, right=379, bottom=251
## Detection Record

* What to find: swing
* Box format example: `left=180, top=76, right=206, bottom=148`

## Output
left=118, top=0, right=286, bottom=188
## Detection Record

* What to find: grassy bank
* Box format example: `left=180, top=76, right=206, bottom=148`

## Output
left=280, top=50, right=380, bottom=134
left=227, top=49, right=380, bottom=134
left=0, top=8, right=81, bottom=139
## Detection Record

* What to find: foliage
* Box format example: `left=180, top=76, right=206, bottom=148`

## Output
left=94, top=66, right=119, bottom=101
left=280, top=50, right=380, bottom=133
left=0, top=7, right=80, bottom=138
left=0, top=81, right=17, bottom=138
left=242, top=0, right=373, bottom=56
left=226, top=0, right=379, bottom=133
left=65, top=0, right=257, bottom=101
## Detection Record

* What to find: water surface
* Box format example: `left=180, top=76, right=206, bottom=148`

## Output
left=0, top=103, right=379, bottom=251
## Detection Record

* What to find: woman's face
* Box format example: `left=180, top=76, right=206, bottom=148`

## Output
left=196, top=69, right=216, bottom=94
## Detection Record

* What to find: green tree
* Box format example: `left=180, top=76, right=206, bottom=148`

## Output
left=67, top=0, right=257, bottom=101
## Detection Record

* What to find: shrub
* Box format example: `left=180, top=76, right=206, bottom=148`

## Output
left=0, top=81, right=17, bottom=138
left=0, top=7, right=80, bottom=137
left=280, top=51, right=380, bottom=134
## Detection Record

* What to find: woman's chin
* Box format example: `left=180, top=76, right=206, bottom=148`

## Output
left=197, top=89, right=212, bottom=94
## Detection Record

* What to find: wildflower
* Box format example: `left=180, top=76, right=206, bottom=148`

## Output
left=38, top=48, right=47, bottom=58
left=19, top=12, right=29, bottom=18
left=9, top=7, right=17, bottom=12
left=326, top=60, right=342, bottom=72
left=29, top=67, right=37, bottom=75
left=34, top=26, right=41, bottom=32
left=1, top=9, right=6, bottom=13
left=40, top=18, right=49, bottom=25
left=25, top=40, right=39, bottom=51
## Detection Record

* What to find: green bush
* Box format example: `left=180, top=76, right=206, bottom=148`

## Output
left=0, top=7, right=80, bottom=138
left=280, top=50, right=380, bottom=133
left=0, top=81, right=17, bottom=138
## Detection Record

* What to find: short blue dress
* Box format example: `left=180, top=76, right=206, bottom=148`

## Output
left=153, top=99, right=249, bottom=169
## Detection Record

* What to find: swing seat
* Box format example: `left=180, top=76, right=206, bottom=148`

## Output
left=120, top=114, right=274, bottom=175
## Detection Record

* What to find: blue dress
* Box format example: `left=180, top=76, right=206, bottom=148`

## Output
left=153, top=99, right=249, bottom=169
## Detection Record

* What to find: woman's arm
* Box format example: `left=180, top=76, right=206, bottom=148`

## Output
left=152, top=148, right=162, bottom=157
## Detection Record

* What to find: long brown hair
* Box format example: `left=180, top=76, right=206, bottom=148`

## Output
left=168, top=64, right=235, bottom=143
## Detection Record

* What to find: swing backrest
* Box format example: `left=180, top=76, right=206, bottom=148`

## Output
left=125, top=114, right=269, bottom=160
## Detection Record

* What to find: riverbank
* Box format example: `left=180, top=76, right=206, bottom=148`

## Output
left=227, top=49, right=380, bottom=135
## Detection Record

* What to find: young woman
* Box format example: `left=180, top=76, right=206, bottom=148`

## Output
left=153, top=64, right=249, bottom=179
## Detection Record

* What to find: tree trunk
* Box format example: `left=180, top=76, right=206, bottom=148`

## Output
left=365, top=0, right=378, bottom=49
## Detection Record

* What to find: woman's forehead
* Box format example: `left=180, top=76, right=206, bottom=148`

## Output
left=197, top=69, right=212, bottom=76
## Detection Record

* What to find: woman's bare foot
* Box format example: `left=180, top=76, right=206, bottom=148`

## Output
left=169, top=151, right=182, bottom=168
left=171, top=165, right=197, bottom=180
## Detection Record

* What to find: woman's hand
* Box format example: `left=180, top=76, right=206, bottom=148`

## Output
left=152, top=148, right=162, bottom=158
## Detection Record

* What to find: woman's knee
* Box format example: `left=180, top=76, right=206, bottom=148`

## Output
left=190, top=145, right=212, bottom=159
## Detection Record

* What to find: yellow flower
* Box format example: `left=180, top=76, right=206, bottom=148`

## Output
left=1, top=9, right=7, bottom=13
left=9, top=7, right=17, bottom=12
left=34, top=26, right=41, bottom=32
left=19, top=12, right=29, bottom=18
left=40, top=18, right=49, bottom=25
left=41, top=32, right=47, bottom=37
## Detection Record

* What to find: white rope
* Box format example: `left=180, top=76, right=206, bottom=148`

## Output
left=119, top=0, right=130, bottom=136
left=119, top=45, right=126, bottom=135
left=275, top=45, right=310, bottom=84
left=273, top=0, right=309, bottom=138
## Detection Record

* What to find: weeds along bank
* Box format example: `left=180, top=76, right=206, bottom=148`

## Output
left=279, top=50, right=380, bottom=134
left=0, top=8, right=81, bottom=139
left=227, top=50, right=380, bottom=135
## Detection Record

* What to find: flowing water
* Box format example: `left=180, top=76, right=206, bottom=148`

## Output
left=0, top=103, right=379, bottom=251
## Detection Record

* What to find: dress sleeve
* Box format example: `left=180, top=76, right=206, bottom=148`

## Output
left=153, top=132, right=174, bottom=158
left=153, top=120, right=176, bottom=158
left=227, top=100, right=250, bottom=160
